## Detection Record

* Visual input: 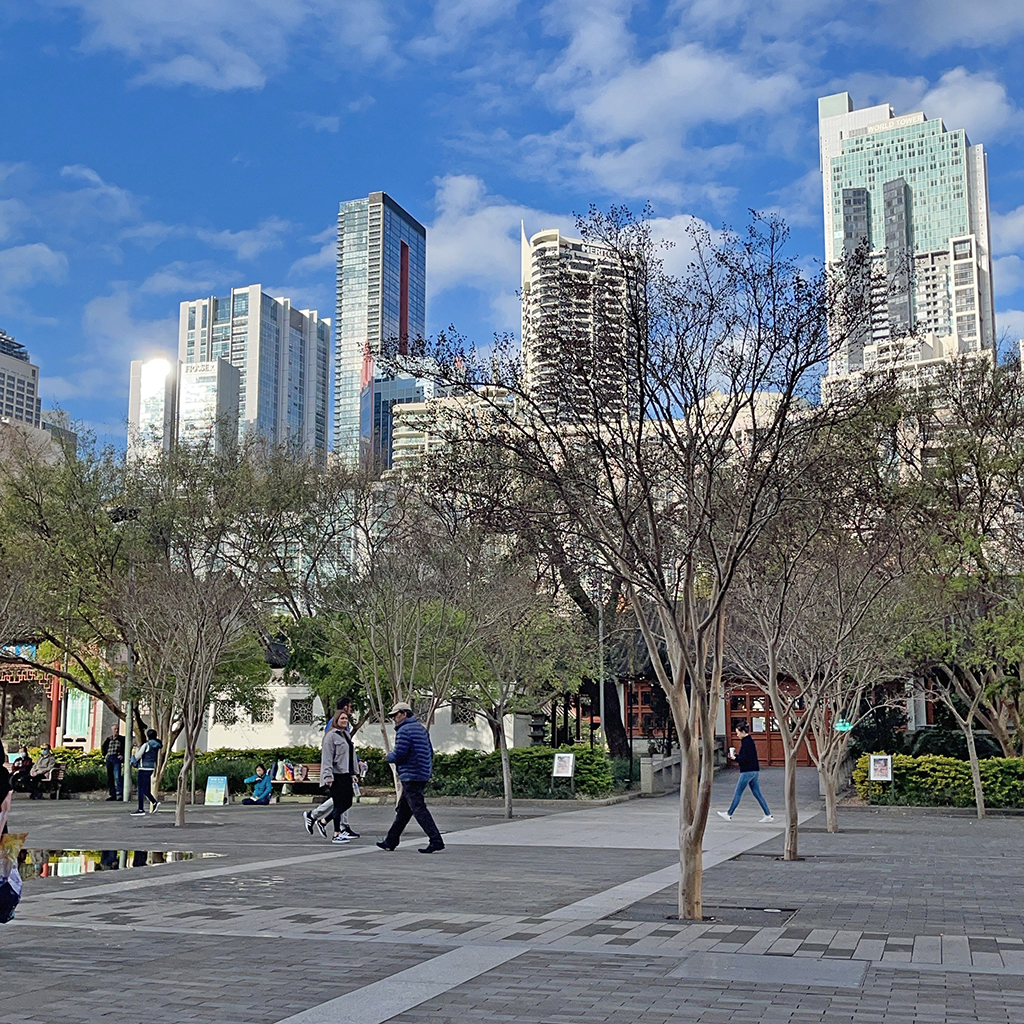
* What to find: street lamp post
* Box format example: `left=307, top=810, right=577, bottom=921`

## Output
left=597, top=578, right=605, bottom=751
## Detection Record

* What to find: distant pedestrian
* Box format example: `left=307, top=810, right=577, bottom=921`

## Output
left=28, top=744, right=57, bottom=800
left=376, top=702, right=444, bottom=854
left=102, top=724, right=126, bottom=801
left=10, top=748, right=32, bottom=793
left=0, top=742, right=11, bottom=836
left=318, top=711, right=356, bottom=844
left=129, top=729, right=162, bottom=817
left=718, top=725, right=774, bottom=822
left=304, top=696, right=361, bottom=840
left=242, top=765, right=273, bottom=805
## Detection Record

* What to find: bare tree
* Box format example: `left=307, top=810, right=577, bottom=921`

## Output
left=412, top=209, right=870, bottom=918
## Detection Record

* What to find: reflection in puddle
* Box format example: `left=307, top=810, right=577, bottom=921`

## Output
left=19, top=849, right=224, bottom=880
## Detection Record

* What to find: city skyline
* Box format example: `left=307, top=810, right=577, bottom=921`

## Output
left=4, top=5, right=1024, bottom=441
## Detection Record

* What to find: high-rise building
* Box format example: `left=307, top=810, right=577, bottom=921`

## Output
left=178, top=286, right=329, bottom=457
left=0, top=329, right=41, bottom=429
left=336, top=192, right=426, bottom=464
left=177, top=359, right=240, bottom=455
left=128, top=357, right=178, bottom=461
left=818, top=92, right=995, bottom=389
left=520, top=225, right=627, bottom=419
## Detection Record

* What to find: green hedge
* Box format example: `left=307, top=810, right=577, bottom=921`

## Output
left=854, top=753, right=1024, bottom=807
left=38, top=743, right=616, bottom=799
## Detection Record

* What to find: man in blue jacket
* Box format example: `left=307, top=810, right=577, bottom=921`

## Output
left=376, top=702, right=444, bottom=854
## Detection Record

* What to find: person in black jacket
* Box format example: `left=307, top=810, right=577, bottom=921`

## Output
left=102, top=724, right=126, bottom=801
left=717, top=725, right=774, bottom=822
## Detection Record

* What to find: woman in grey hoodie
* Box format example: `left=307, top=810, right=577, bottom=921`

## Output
left=319, top=711, right=355, bottom=844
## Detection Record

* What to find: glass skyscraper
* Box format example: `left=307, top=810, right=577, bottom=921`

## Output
left=335, top=192, right=426, bottom=464
left=818, top=92, right=995, bottom=388
left=178, top=286, right=329, bottom=459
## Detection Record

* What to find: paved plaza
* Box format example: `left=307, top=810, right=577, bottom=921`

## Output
left=2, top=768, right=1024, bottom=1023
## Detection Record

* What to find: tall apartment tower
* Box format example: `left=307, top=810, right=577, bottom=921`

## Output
left=819, top=92, right=995, bottom=389
left=128, top=357, right=178, bottom=461
left=0, top=329, right=41, bottom=429
left=520, top=225, right=627, bottom=420
left=335, top=192, right=426, bottom=464
left=178, top=286, right=330, bottom=457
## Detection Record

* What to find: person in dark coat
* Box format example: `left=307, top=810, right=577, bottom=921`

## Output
left=376, top=702, right=444, bottom=854
left=102, top=724, right=126, bottom=801
left=718, top=724, right=774, bottom=822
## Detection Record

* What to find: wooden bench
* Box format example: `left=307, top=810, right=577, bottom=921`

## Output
left=269, top=764, right=320, bottom=797
left=32, top=765, right=66, bottom=800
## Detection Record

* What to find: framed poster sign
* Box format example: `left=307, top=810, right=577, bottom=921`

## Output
left=868, top=755, right=892, bottom=782
left=552, top=753, right=576, bottom=778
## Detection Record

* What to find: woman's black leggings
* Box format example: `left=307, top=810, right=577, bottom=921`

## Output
left=137, top=769, right=156, bottom=811
left=330, top=774, right=353, bottom=833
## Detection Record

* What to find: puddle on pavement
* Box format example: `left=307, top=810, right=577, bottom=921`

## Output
left=18, top=849, right=224, bottom=880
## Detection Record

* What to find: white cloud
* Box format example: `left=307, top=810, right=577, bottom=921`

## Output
left=196, top=216, right=292, bottom=260
left=40, top=286, right=178, bottom=405
left=139, top=261, right=226, bottom=295
left=426, top=174, right=574, bottom=328
left=61, top=0, right=395, bottom=91
left=0, top=199, right=30, bottom=243
left=55, top=164, right=141, bottom=225
left=996, top=310, right=1024, bottom=357
left=289, top=225, right=336, bottom=277
left=522, top=4, right=800, bottom=201
left=0, top=243, right=68, bottom=314
left=921, top=68, right=1023, bottom=143
left=297, top=112, right=340, bottom=133
left=990, top=205, right=1024, bottom=257
left=993, top=256, right=1024, bottom=297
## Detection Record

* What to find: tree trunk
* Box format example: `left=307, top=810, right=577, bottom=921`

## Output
left=782, top=751, right=799, bottom=860
left=821, top=760, right=840, bottom=833
left=603, top=681, right=629, bottom=759
left=963, top=725, right=986, bottom=819
left=678, top=738, right=703, bottom=920
left=498, top=717, right=513, bottom=819
left=175, top=736, right=193, bottom=827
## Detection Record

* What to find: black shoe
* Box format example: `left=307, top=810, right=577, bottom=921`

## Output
left=376, top=840, right=396, bottom=852
left=341, top=825, right=360, bottom=839
left=418, top=842, right=445, bottom=854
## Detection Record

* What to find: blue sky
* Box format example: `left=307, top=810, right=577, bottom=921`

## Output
left=3, top=0, right=1024, bottom=439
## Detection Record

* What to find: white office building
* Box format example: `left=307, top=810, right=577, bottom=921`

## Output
left=127, top=357, right=178, bottom=461
left=178, top=286, right=329, bottom=458
left=0, top=329, right=41, bottom=430
left=818, top=92, right=995, bottom=390
left=520, top=225, right=627, bottom=420
left=177, top=359, right=240, bottom=455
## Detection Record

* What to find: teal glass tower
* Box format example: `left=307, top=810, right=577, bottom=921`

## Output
left=818, top=92, right=995, bottom=388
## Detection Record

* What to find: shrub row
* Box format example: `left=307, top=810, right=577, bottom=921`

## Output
left=853, top=753, right=1024, bottom=807
left=35, top=743, right=618, bottom=799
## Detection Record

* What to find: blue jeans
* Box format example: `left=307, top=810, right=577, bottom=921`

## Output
left=728, top=771, right=771, bottom=815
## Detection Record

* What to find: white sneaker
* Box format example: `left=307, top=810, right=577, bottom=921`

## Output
left=760, top=814, right=775, bottom=822
left=717, top=811, right=732, bottom=821
left=331, top=833, right=350, bottom=844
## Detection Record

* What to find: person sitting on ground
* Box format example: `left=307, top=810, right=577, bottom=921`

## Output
left=28, top=744, right=57, bottom=800
left=242, top=765, right=273, bottom=805
left=10, top=747, right=33, bottom=793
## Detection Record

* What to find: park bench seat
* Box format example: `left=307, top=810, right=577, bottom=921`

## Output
left=269, top=764, right=320, bottom=795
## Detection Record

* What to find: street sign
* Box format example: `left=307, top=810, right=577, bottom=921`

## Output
left=204, top=775, right=228, bottom=805
left=868, top=755, right=892, bottom=782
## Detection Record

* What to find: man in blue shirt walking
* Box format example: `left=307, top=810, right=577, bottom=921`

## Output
left=376, top=702, right=445, bottom=854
